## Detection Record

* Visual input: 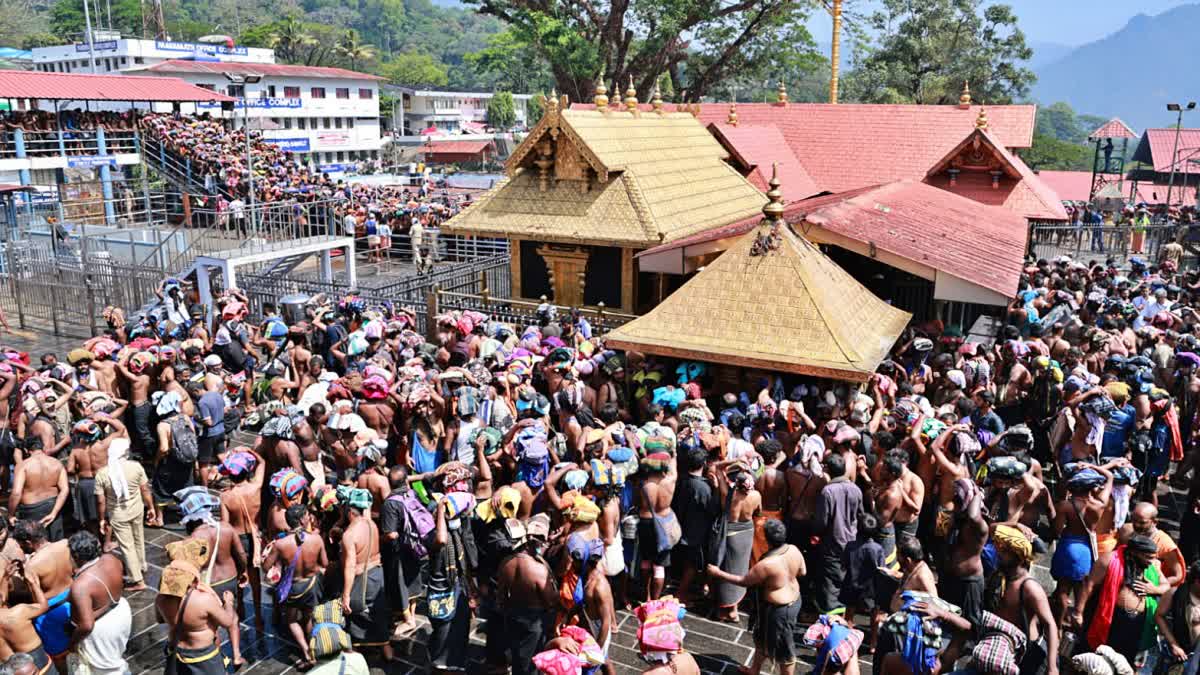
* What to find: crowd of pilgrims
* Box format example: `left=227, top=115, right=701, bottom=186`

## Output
left=0, top=247, right=1200, bottom=675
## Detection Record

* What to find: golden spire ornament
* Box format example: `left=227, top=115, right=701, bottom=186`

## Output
left=624, top=76, right=638, bottom=111
left=593, top=79, right=608, bottom=108
left=727, top=101, right=738, bottom=126
left=777, top=80, right=788, bottom=105
left=651, top=81, right=663, bottom=113
left=750, top=163, right=785, bottom=256
left=975, top=106, right=989, bottom=130
left=959, top=81, right=972, bottom=108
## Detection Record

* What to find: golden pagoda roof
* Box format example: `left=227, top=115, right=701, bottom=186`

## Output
left=443, top=99, right=767, bottom=247
left=603, top=186, right=910, bottom=381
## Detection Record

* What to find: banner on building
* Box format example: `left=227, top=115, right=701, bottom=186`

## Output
left=154, top=40, right=249, bottom=56
left=317, top=133, right=350, bottom=148
left=67, top=156, right=117, bottom=168
left=265, top=137, right=311, bottom=152
left=198, top=98, right=302, bottom=110
left=75, top=41, right=118, bottom=52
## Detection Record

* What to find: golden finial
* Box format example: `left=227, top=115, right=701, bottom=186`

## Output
left=609, top=81, right=621, bottom=110
left=593, top=79, right=608, bottom=108
left=959, top=81, right=972, bottom=109
left=727, top=101, right=738, bottom=127
left=651, top=82, right=663, bottom=113
left=547, top=88, right=559, bottom=114
left=975, top=105, right=989, bottom=130
left=624, top=76, right=638, bottom=112
left=762, top=162, right=784, bottom=222
left=777, top=80, right=788, bottom=105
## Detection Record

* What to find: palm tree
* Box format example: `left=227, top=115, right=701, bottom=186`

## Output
left=335, top=30, right=377, bottom=72
left=269, top=16, right=313, bottom=64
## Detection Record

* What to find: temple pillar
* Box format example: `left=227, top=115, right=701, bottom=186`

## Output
left=510, top=237, right=522, bottom=299
left=621, top=247, right=635, bottom=313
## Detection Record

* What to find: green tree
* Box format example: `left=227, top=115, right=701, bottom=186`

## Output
left=467, top=0, right=818, bottom=103
left=20, top=32, right=59, bottom=50
left=267, top=15, right=314, bottom=64
left=843, top=0, right=1034, bottom=105
left=50, top=0, right=142, bottom=39
left=463, top=29, right=552, bottom=94
left=1020, top=133, right=1091, bottom=171
left=486, top=91, right=516, bottom=130
left=526, top=92, right=544, bottom=124
left=335, top=29, right=377, bottom=72
left=380, top=52, right=449, bottom=88
left=1035, top=101, right=1088, bottom=143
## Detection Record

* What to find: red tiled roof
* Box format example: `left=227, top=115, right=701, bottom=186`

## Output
left=573, top=102, right=1036, bottom=193
left=707, top=123, right=822, bottom=201
left=1037, top=170, right=1168, bottom=204
left=0, top=69, right=233, bottom=102
left=1132, top=128, right=1200, bottom=176
left=639, top=180, right=1028, bottom=298
left=1089, top=118, right=1138, bottom=140
left=924, top=129, right=1069, bottom=221
left=131, top=60, right=384, bottom=81
left=425, top=140, right=493, bottom=155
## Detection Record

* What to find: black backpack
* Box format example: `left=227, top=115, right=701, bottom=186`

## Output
left=168, top=416, right=199, bottom=463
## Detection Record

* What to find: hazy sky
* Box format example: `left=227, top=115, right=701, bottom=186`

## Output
left=807, top=0, right=1194, bottom=47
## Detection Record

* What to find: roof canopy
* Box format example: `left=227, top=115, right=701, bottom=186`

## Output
left=709, top=121, right=821, bottom=201
left=639, top=179, right=1028, bottom=302
left=425, top=140, right=493, bottom=155
left=0, top=70, right=234, bottom=102
left=444, top=93, right=765, bottom=247
left=1132, top=128, right=1200, bottom=176
left=130, top=60, right=384, bottom=81
left=1089, top=118, right=1138, bottom=141
left=605, top=171, right=910, bottom=382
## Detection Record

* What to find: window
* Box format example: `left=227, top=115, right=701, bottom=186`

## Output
left=267, top=85, right=277, bottom=97
left=358, top=88, right=373, bottom=100
left=337, top=152, right=345, bottom=161
left=284, top=86, right=300, bottom=98
left=335, top=88, right=349, bottom=99
left=227, top=84, right=245, bottom=97
left=298, top=118, right=306, bottom=130
left=334, top=117, right=342, bottom=128
left=120, top=57, right=127, bottom=65
left=347, top=118, right=355, bottom=129
left=283, top=118, right=292, bottom=129
left=323, top=118, right=331, bottom=129
left=311, top=87, right=325, bottom=98
left=134, top=56, right=144, bottom=64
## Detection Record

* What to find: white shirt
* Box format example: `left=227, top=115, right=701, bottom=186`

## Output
left=343, top=214, right=357, bottom=236
left=1137, top=299, right=1172, bottom=328
left=230, top=199, right=245, bottom=219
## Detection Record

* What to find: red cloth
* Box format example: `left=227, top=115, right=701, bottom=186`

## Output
left=1086, top=545, right=1125, bottom=650
left=1165, top=404, right=1185, bottom=462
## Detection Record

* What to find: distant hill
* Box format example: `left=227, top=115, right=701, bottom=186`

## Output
left=1032, top=4, right=1200, bottom=131
left=1026, top=41, right=1072, bottom=69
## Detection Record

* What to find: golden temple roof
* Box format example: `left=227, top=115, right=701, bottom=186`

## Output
left=443, top=100, right=767, bottom=247
left=603, top=173, right=910, bottom=381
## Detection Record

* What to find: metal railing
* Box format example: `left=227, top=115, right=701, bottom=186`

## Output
left=434, top=289, right=636, bottom=337
left=0, top=128, right=140, bottom=159
left=1029, top=222, right=1186, bottom=264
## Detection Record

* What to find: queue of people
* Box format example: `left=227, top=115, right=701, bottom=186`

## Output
left=0, top=246, right=1196, bottom=675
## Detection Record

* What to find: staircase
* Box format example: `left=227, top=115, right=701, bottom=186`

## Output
left=140, top=135, right=237, bottom=201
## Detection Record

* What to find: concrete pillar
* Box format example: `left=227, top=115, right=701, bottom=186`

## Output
left=223, top=261, right=237, bottom=293
left=13, top=129, right=29, bottom=187
left=319, top=249, right=333, bottom=282
left=196, top=264, right=213, bottom=324
left=345, top=242, right=357, bottom=288
left=95, top=128, right=115, bottom=224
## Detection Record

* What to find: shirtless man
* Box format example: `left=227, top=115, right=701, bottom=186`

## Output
left=872, top=450, right=924, bottom=555
left=714, top=468, right=760, bottom=622
left=0, top=367, right=17, bottom=423
left=916, top=420, right=971, bottom=550
left=355, top=443, right=391, bottom=517
left=785, top=437, right=826, bottom=578
left=1052, top=462, right=1116, bottom=626
left=885, top=537, right=937, bottom=612
left=291, top=405, right=326, bottom=489
left=939, top=479, right=988, bottom=665
left=262, top=505, right=327, bottom=670
left=708, top=519, right=805, bottom=675
left=496, top=534, right=559, bottom=675
left=154, top=559, right=240, bottom=675
left=9, top=439, right=68, bottom=541
left=66, top=532, right=131, bottom=673
left=257, top=414, right=303, bottom=477
left=26, top=391, right=71, bottom=457
left=116, top=349, right=155, bottom=458
left=357, top=399, right=395, bottom=451
left=987, top=459, right=1053, bottom=534
left=181, top=497, right=246, bottom=670
left=637, top=451, right=677, bottom=601
left=14, top=521, right=73, bottom=671
left=340, top=490, right=393, bottom=661
left=753, top=440, right=788, bottom=563
left=0, top=564, right=54, bottom=675
left=65, top=414, right=126, bottom=537
left=217, top=449, right=266, bottom=631
left=991, top=524, right=1059, bottom=675
left=566, top=533, right=617, bottom=675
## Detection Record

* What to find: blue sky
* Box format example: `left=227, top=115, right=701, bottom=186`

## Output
left=807, top=0, right=1194, bottom=46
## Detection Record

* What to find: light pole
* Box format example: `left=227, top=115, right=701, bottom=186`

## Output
left=1165, top=101, right=1196, bottom=208
left=225, top=73, right=263, bottom=233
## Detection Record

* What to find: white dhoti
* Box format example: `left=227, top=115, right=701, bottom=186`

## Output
left=603, top=537, right=625, bottom=576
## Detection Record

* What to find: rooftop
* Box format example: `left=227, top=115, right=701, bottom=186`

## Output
left=1088, top=118, right=1139, bottom=141
left=384, top=85, right=533, bottom=99
left=129, top=59, right=384, bottom=81
left=1132, top=128, right=1200, bottom=176
left=0, top=69, right=233, bottom=102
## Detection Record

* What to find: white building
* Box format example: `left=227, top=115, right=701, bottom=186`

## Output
left=130, top=61, right=385, bottom=167
left=386, top=86, right=532, bottom=140
left=31, top=35, right=275, bottom=74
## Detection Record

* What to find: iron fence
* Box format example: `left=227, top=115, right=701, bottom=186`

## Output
left=1028, top=223, right=1186, bottom=265
left=435, top=290, right=636, bottom=336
